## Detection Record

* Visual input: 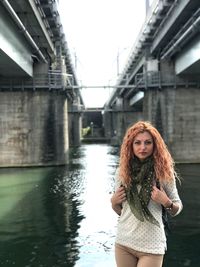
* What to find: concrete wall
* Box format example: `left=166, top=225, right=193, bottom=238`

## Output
left=143, top=88, right=200, bottom=163
left=0, top=90, right=69, bottom=167
left=68, top=112, right=82, bottom=147
left=104, top=110, right=143, bottom=145
left=67, top=100, right=82, bottom=147
left=82, top=111, right=103, bottom=128
left=105, top=86, right=200, bottom=163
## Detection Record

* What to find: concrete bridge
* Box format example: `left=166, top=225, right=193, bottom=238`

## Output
left=1, top=0, right=200, bottom=166
left=104, top=0, right=200, bottom=163
left=0, top=0, right=83, bottom=167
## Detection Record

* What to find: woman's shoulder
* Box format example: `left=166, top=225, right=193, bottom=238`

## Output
left=114, top=167, right=123, bottom=188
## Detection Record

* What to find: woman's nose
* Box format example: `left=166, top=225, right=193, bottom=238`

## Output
left=141, top=142, right=146, bottom=149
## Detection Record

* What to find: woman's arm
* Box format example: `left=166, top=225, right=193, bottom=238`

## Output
left=151, top=185, right=182, bottom=216
left=111, top=186, right=126, bottom=216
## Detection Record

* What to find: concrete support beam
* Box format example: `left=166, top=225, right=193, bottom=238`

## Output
left=143, top=88, right=200, bottom=163
left=129, top=92, right=144, bottom=106
left=68, top=112, right=82, bottom=147
left=0, top=91, right=69, bottom=167
left=0, top=5, right=33, bottom=76
left=175, top=36, right=200, bottom=75
left=28, top=0, right=55, bottom=55
left=151, top=0, right=191, bottom=54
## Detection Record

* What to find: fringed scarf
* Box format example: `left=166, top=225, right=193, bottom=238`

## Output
left=126, top=156, right=160, bottom=226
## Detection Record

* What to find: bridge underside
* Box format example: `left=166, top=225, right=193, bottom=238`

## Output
left=175, top=36, right=200, bottom=75
left=0, top=5, right=33, bottom=77
left=0, top=49, right=32, bottom=77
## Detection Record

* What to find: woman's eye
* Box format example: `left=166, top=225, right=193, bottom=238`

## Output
left=145, top=141, right=152, bottom=145
left=133, top=140, right=153, bottom=145
left=134, top=141, right=140, bottom=145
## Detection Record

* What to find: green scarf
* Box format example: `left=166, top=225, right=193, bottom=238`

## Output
left=126, top=156, right=160, bottom=227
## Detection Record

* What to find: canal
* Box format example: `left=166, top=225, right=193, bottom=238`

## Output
left=0, top=144, right=199, bottom=267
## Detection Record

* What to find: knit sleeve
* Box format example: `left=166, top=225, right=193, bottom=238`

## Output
left=163, top=178, right=183, bottom=216
left=114, top=167, right=121, bottom=191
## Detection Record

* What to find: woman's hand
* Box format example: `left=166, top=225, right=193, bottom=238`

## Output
left=111, top=186, right=126, bottom=215
left=151, top=185, right=171, bottom=207
left=151, top=185, right=180, bottom=215
left=111, top=186, right=126, bottom=205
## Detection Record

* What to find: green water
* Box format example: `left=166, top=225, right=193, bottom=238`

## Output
left=0, top=144, right=199, bottom=267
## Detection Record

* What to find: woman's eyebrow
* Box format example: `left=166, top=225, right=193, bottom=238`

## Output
left=134, top=138, right=153, bottom=141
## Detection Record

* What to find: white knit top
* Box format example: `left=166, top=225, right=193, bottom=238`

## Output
left=114, top=170, right=183, bottom=255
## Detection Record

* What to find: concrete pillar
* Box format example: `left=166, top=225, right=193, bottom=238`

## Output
left=68, top=100, right=82, bottom=147
left=143, top=87, right=200, bottom=163
left=0, top=90, right=69, bottom=167
left=104, top=97, right=143, bottom=145
left=160, top=60, right=176, bottom=84
left=68, top=112, right=82, bottom=147
left=103, top=108, right=112, bottom=140
left=115, top=97, right=124, bottom=141
left=34, top=62, right=49, bottom=75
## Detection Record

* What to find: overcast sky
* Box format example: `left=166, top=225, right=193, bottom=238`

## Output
left=58, top=0, right=148, bottom=107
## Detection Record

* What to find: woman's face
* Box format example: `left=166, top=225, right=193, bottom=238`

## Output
left=132, top=131, right=154, bottom=160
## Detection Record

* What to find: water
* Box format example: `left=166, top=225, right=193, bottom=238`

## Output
left=0, top=144, right=199, bottom=267
left=163, top=164, right=200, bottom=267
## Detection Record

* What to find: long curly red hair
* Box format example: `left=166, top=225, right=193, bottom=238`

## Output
left=119, top=121, right=176, bottom=186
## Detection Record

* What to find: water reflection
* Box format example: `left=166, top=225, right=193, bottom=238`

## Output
left=0, top=166, right=85, bottom=267
left=74, top=145, right=119, bottom=267
left=0, top=145, right=199, bottom=267
left=163, top=164, right=200, bottom=267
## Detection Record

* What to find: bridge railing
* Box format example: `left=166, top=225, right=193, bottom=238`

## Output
left=135, top=71, right=200, bottom=89
left=135, top=72, right=160, bottom=88
left=0, top=71, right=74, bottom=91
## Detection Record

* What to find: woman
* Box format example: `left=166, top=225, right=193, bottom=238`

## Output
left=111, top=121, right=183, bottom=267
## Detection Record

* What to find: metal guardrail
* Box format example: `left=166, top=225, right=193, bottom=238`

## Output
left=135, top=71, right=200, bottom=89
left=0, top=71, right=74, bottom=91
left=1, top=71, right=199, bottom=92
